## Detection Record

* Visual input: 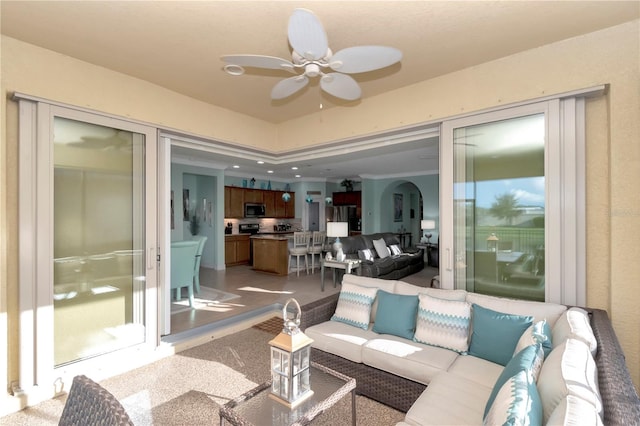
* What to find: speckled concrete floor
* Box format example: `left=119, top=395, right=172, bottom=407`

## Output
left=1, top=327, right=405, bottom=425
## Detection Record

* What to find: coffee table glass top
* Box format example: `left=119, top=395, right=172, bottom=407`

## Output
left=220, top=362, right=356, bottom=425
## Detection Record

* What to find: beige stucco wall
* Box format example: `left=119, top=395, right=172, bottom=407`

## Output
left=1, top=18, right=639, bottom=395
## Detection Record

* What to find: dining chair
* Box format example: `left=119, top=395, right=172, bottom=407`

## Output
left=307, top=231, right=326, bottom=274
left=58, top=374, right=133, bottom=426
left=170, top=240, right=199, bottom=307
left=289, top=231, right=310, bottom=276
left=191, top=236, right=208, bottom=294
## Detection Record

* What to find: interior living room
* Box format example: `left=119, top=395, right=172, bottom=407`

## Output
left=1, top=1, right=639, bottom=423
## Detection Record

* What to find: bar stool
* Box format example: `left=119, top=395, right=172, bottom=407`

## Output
left=307, top=231, right=326, bottom=274
left=289, top=231, right=310, bottom=276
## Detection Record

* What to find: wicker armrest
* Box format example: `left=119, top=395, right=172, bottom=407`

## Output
left=585, top=307, right=640, bottom=425
left=300, top=293, right=339, bottom=331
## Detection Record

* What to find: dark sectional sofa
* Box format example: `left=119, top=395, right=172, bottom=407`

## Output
left=338, top=232, right=424, bottom=279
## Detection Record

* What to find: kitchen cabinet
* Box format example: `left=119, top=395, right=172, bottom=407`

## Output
left=333, top=191, right=361, bottom=207
left=224, top=186, right=295, bottom=219
left=225, top=186, right=244, bottom=218
left=252, top=237, right=289, bottom=275
left=225, top=234, right=250, bottom=266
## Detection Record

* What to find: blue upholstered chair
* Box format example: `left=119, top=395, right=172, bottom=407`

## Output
left=170, top=240, right=199, bottom=307
left=191, top=236, right=208, bottom=294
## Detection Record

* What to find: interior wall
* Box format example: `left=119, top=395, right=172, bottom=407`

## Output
left=1, top=20, right=639, bottom=391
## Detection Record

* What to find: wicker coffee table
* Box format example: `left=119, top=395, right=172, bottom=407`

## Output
left=220, top=362, right=356, bottom=426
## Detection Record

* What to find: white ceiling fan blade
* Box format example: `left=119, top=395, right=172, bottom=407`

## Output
left=288, top=8, right=328, bottom=61
left=221, top=54, right=295, bottom=73
left=329, top=46, right=403, bottom=73
left=320, top=73, right=362, bottom=101
left=271, top=75, right=309, bottom=100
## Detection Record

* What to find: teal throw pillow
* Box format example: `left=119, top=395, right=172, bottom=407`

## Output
left=372, top=290, right=419, bottom=339
left=483, top=370, right=543, bottom=426
left=469, top=304, right=533, bottom=366
left=483, top=343, right=544, bottom=419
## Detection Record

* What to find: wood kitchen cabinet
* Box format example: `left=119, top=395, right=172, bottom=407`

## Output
left=244, top=189, right=263, bottom=204
left=263, top=190, right=276, bottom=216
left=225, top=186, right=244, bottom=218
left=252, top=237, right=289, bottom=275
left=274, top=190, right=295, bottom=218
left=225, top=234, right=250, bottom=266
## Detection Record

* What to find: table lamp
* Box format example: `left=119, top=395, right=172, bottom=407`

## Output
left=421, top=220, right=436, bottom=244
left=327, top=222, right=348, bottom=261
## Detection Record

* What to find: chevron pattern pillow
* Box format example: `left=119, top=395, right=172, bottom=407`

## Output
left=331, top=282, right=379, bottom=330
left=414, top=293, right=471, bottom=353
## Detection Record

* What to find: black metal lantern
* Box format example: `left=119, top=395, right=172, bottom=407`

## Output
left=268, top=298, right=314, bottom=407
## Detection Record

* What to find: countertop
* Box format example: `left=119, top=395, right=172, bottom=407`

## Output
left=250, top=234, right=293, bottom=241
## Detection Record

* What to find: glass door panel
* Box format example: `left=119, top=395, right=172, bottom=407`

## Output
left=53, top=117, right=146, bottom=366
left=452, top=114, right=546, bottom=301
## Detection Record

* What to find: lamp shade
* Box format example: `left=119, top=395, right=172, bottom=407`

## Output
left=421, top=220, right=436, bottom=230
left=326, top=222, right=348, bottom=238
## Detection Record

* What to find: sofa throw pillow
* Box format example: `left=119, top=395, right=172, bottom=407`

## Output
left=372, top=290, right=419, bottom=339
left=483, top=344, right=544, bottom=419
left=514, top=320, right=553, bottom=358
left=483, top=370, right=543, bottom=426
left=331, top=282, right=378, bottom=330
left=547, top=395, right=604, bottom=426
left=358, top=249, right=374, bottom=261
left=469, top=304, right=534, bottom=366
left=552, top=307, right=597, bottom=355
left=373, top=238, right=391, bottom=258
left=413, top=293, right=471, bottom=353
left=389, top=244, right=402, bottom=255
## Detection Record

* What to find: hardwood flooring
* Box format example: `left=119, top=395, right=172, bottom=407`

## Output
left=169, top=263, right=439, bottom=337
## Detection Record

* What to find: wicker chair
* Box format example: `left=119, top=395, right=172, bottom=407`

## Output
left=59, top=374, right=133, bottom=426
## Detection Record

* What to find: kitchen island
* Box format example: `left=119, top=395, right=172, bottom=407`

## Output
left=251, top=234, right=293, bottom=276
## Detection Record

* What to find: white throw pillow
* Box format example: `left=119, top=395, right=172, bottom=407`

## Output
left=537, top=339, right=603, bottom=423
left=389, top=244, right=402, bottom=255
left=373, top=238, right=391, bottom=258
left=514, top=320, right=553, bottom=358
left=552, top=307, right=597, bottom=355
left=483, top=370, right=542, bottom=426
left=547, top=395, right=604, bottom=426
left=414, top=293, right=471, bottom=353
left=331, top=282, right=379, bottom=330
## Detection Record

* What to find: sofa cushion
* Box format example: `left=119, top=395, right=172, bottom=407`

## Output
left=403, top=372, right=492, bottom=425
left=362, top=336, right=459, bottom=385
left=515, top=320, right=553, bottom=358
left=395, top=281, right=468, bottom=301
left=483, top=344, right=544, bottom=419
left=341, top=274, right=396, bottom=322
left=469, top=304, right=533, bottom=366
left=446, top=355, right=504, bottom=388
left=358, top=248, right=374, bottom=261
left=373, top=238, right=391, bottom=258
left=305, top=320, right=376, bottom=363
left=483, top=370, right=542, bottom=426
left=414, top=294, right=471, bottom=353
left=372, top=290, right=419, bottom=339
left=466, top=292, right=567, bottom=326
left=537, top=339, right=603, bottom=423
left=547, top=395, right=604, bottom=426
left=389, top=244, right=402, bottom=255
left=331, top=282, right=378, bottom=330
left=552, top=307, right=597, bottom=355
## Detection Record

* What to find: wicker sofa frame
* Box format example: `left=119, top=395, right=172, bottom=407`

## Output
left=300, top=292, right=640, bottom=425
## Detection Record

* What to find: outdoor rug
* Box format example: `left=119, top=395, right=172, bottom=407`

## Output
left=171, top=286, right=240, bottom=314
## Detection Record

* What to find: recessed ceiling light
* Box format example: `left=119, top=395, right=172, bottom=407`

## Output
left=257, top=160, right=264, bottom=164
left=295, top=174, right=301, bottom=178
left=233, top=165, right=240, bottom=168
left=291, top=166, right=298, bottom=170
left=267, top=170, right=274, bottom=174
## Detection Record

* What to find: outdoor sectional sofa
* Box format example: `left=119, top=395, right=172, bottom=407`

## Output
left=337, top=232, right=424, bottom=279
left=301, top=274, right=640, bottom=425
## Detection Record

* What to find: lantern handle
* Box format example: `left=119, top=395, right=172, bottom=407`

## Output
left=282, top=298, right=301, bottom=334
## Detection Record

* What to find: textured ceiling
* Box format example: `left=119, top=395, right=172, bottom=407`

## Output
left=2, top=1, right=637, bottom=180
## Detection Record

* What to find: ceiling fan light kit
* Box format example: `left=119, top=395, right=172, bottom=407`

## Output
left=221, top=8, right=402, bottom=101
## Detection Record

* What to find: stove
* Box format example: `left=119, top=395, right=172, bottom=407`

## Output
left=238, top=223, right=260, bottom=265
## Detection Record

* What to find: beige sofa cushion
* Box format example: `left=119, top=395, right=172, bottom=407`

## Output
left=547, top=395, right=604, bottom=426
left=446, top=354, right=504, bottom=387
left=362, top=335, right=458, bottom=385
left=394, top=281, right=468, bottom=301
left=466, top=292, right=567, bottom=326
left=552, top=307, right=597, bottom=355
left=341, top=274, right=397, bottom=322
left=305, top=320, right=376, bottom=363
left=402, top=372, right=492, bottom=425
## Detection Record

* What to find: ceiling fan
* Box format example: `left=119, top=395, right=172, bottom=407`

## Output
left=221, top=8, right=402, bottom=101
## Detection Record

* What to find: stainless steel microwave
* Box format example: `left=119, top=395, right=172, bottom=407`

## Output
left=245, top=203, right=266, bottom=218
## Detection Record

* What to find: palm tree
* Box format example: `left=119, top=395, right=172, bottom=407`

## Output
left=489, top=192, right=521, bottom=225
